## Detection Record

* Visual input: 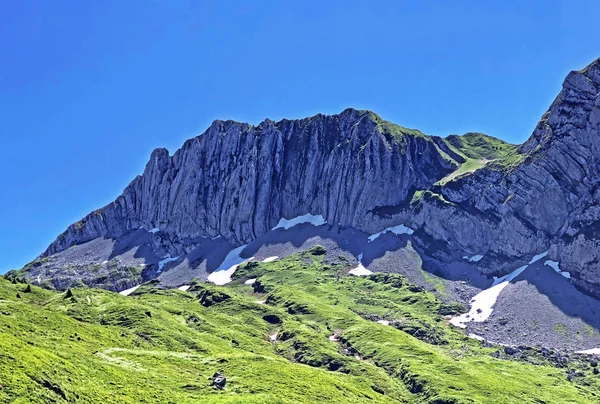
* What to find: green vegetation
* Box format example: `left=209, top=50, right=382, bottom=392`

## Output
left=1, top=247, right=598, bottom=403
left=368, top=111, right=428, bottom=141
left=445, top=132, right=520, bottom=162
left=554, top=323, right=569, bottom=335
left=435, top=133, right=525, bottom=185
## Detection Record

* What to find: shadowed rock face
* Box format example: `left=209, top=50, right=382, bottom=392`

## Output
left=23, top=57, right=600, bottom=298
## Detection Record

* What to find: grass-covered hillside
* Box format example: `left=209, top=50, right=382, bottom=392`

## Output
left=1, top=246, right=599, bottom=403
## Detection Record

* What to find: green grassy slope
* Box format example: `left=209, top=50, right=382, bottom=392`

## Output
left=435, top=133, right=523, bottom=185
left=1, top=247, right=598, bottom=403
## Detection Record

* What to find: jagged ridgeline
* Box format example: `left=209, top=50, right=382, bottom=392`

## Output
left=7, top=58, right=600, bottom=301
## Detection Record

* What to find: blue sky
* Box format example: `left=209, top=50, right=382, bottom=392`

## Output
left=0, top=0, right=599, bottom=272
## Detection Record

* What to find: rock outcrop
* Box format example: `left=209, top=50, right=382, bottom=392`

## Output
left=43, top=108, right=463, bottom=254
left=410, top=58, right=600, bottom=297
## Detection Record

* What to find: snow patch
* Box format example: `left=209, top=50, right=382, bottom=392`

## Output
left=544, top=260, right=571, bottom=279
left=269, top=332, right=278, bottom=341
left=377, top=320, right=390, bottom=326
left=207, top=245, right=253, bottom=286
left=576, top=348, right=600, bottom=355
left=468, top=333, right=485, bottom=341
left=349, top=253, right=372, bottom=276
left=119, top=285, right=140, bottom=296
left=463, top=254, right=484, bottom=262
left=158, top=255, right=180, bottom=272
left=329, top=333, right=340, bottom=342
left=86, top=295, right=91, bottom=304
left=256, top=300, right=266, bottom=305
left=368, top=224, right=414, bottom=242
left=149, top=228, right=160, bottom=234
left=177, top=285, right=191, bottom=292
left=102, top=260, right=108, bottom=265
left=262, top=256, right=279, bottom=263
left=272, top=213, right=326, bottom=230
left=450, top=251, right=549, bottom=329
left=244, top=278, right=257, bottom=285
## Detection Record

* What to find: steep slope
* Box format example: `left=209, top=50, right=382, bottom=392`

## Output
left=410, top=57, right=600, bottom=298
left=44, top=109, right=458, bottom=255
left=2, top=249, right=599, bottom=403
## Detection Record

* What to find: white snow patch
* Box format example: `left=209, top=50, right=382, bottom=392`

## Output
left=269, top=332, right=278, bottom=341
left=348, top=253, right=373, bottom=276
left=272, top=213, right=326, bottom=230
left=529, top=251, right=549, bottom=265
left=102, top=260, right=108, bottom=265
left=256, top=300, right=266, bottom=305
left=244, top=278, right=257, bottom=285
left=158, top=255, right=180, bottom=272
left=329, top=333, right=340, bottom=342
left=149, top=228, right=160, bottom=234
left=207, top=245, right=253, bottom=286
left=377, top=320, right=390, bottom=326
left=211, top=235, right=221, bottom=240
left=177, top=285, right=191, bottom=292
left=463, top=254, right=484, bottom=262
left=468, top=333, right=485, bottom=341
left=119, top=285, right=140, bottom=296
left=262, top=256, right=279, bottom=263
left=36, top=275, right=41, bottom=285
left=576, top=348, right=600, bottom=355
left=86, top=295, right=91, bottom=304
left=368, top=224, right=414, bottom=242
left=544, top=260, right=571, bottom=279
left=450, top=251, right=549, bottom=329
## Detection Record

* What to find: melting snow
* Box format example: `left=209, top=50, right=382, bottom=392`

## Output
left=348, top=253, right=373, bottom=276
left=544, top=260, right=571, bottom=279
left=463, top=255, right=484, bottom=262
left=377, top=320, right=390, bottom=326
left=450, top=251, right=549, bottom=329
left=272, top=213, right=326, bottom=230
left=149, top=228, right=160, bottom=234
left=368, top=224, right=414, bottom=242
left=468, top=333, right=485, bottom=341
left=208, top=245, right=253, bottom=286
left=576, top=348, right=600, bottom=355
left=119, top=285, right=140, bottom=296
left=262, top=256, right=279, bottom=263
left=158, top=256, right=180, bottom=272
left=244, top=278, right=257, bottom=285
left=177, top=285, right=191, bottom=292
left=256, top=300, right=266, bottom=305
left=269, top=332, right=278, bottom=341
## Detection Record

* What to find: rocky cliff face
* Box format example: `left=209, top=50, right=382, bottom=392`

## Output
left=410, top=58, right=600, bottom=297
left=19, top=58, right=600, bottom=298
left=44, top=108, right=461, bottom=255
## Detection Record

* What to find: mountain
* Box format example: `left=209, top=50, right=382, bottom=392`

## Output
left=7, top=58, right=600, bottom=353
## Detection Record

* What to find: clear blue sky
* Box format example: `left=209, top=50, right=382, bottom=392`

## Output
left=1, top=0, right=598, bottom=272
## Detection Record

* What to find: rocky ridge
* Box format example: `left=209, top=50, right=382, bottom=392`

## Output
left=11, top=58, right=600, bottom=300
